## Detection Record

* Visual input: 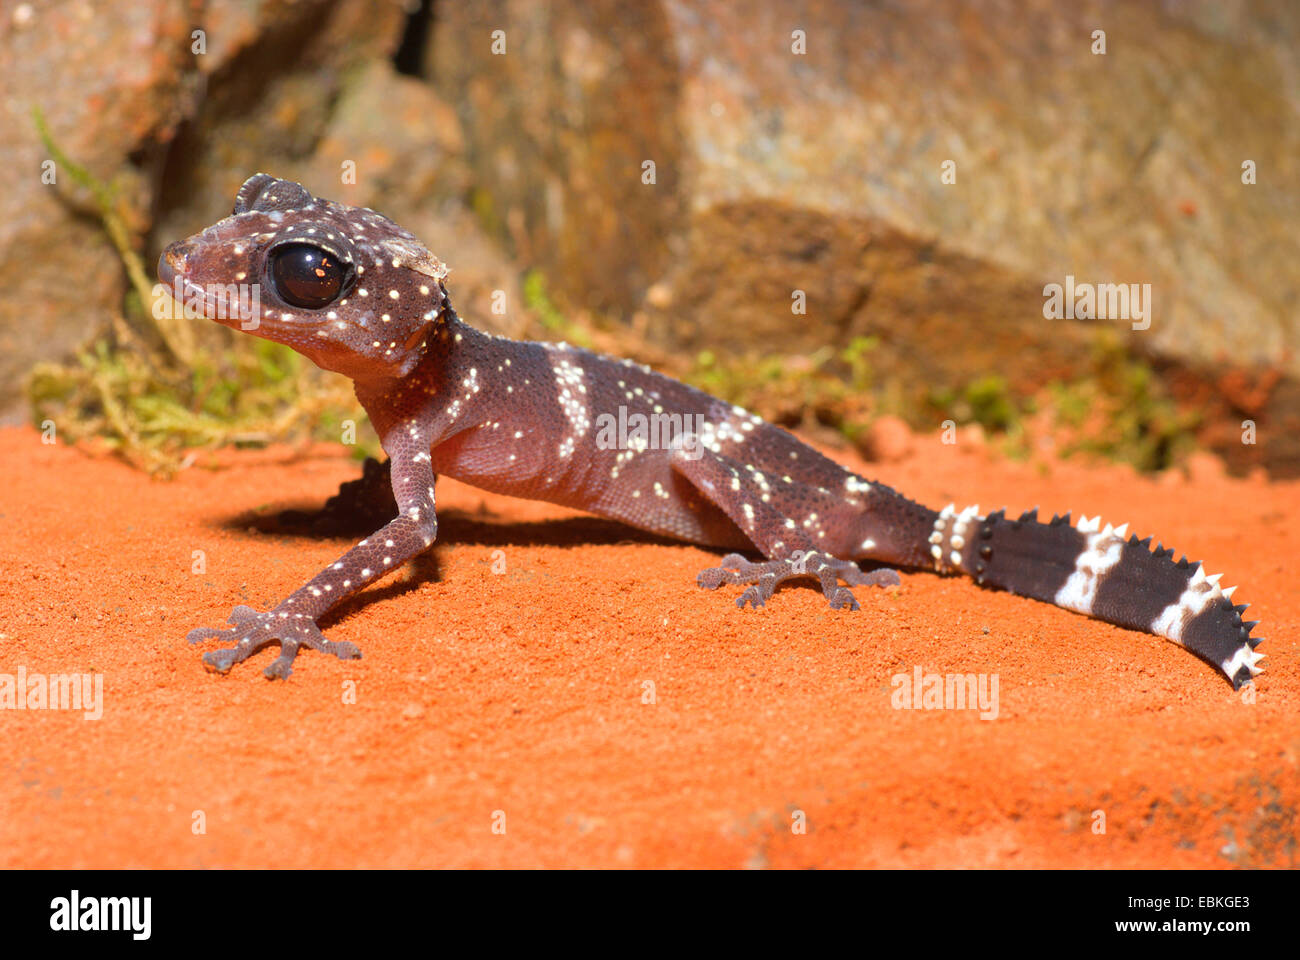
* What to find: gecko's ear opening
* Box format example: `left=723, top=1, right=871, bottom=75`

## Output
left=232, top=174, right=312, bottom=215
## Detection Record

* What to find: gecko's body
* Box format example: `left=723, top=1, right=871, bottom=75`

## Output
left=159, top=175, right=1264, bottom=687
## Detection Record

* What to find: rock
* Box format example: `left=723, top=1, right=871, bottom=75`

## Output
left=0, top=0, right=410, bottom=421
left=425, top=0, right=1300, bottom=472
left=0, top=0, right=190, bottom=421
left=860, top=415, right=914, bottom=463
left=1184, top=450, right=1227, bottom=484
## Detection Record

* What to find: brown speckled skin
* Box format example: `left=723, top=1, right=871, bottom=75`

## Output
left=159, top=176, right=1262, bottom=687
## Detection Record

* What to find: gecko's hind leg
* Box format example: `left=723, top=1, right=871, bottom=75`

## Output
left=697, top=550, right=899, bottom=610
left=277, top=456, right=401, bottom=535
left=673, top=446, right=898, bottom=611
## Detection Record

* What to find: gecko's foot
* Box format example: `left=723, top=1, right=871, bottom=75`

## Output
left=186, top=605, right=361, bottom=679
left=697, top=552, right=899, bottom=610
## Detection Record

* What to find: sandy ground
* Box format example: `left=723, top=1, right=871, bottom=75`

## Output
left=0, top=424, right=1295, bottom=868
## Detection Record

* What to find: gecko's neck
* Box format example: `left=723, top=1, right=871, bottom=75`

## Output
left=353, top=304, right=500, bottom=438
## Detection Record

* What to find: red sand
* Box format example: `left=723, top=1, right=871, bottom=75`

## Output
left=0, top=424, right=1295, bottom=868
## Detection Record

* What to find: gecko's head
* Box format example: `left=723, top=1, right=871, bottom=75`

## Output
left=158, top=174, right=451, bottom=380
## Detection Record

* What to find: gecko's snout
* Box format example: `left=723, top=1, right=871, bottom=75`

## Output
left=157, top=239, right=195, bottom=287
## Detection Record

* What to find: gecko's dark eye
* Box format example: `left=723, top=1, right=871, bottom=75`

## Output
left=269, top=243, right=348, bottom=309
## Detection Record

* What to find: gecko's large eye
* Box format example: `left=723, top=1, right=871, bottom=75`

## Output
left=269, top=243, right=348, bottom=309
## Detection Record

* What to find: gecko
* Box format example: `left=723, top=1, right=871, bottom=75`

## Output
left=158, top=174, right=1264, bottom=687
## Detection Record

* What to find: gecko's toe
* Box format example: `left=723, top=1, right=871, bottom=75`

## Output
left=225, top=605, right=259, bottom=624
left=319, top=639, right=362, bottom=660
left=752, top=573, right=780, bottom=606
left=202, top=648, right=244, bottom=673
left=824, top=587, right=860, bottom=611
left=835, top=565, right=900, bottom=589
left=263, top=645, right=300, bottom=680
left=860, top=568, right=901, bottom=588
left=738, top=577, right=776, bottom=608
left=697, top=553, right=755, bottom=589
left=697, top=568, right=730, bottom=590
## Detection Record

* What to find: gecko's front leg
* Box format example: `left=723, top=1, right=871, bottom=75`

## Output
left=188, top=447, right=438, bottom=679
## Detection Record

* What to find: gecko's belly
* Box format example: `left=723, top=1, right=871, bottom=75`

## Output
left=433, top=442, right=750, bottom=550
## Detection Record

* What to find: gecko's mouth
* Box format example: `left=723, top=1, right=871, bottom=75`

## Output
left=157, top=241, right=261, bottom=326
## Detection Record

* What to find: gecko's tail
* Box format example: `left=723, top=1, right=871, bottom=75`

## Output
left=929, top=504, right=1263, bottom=688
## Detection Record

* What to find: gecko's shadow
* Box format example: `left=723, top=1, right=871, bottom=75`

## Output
left=211, top=491, right=692, bottom=626
left=205, top=458, right=888, bottom=623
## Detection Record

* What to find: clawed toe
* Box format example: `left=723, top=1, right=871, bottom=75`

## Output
left=263, top=645, right=300, bottom=680
left=697, top=567, right=732, bottom=590
left=320, top=639, right=362, bottom=660
left=825, top=587, right=860, bottom=611
left=857, top=568, right=901, bottom=588
left=736, top=572, right=779, bottom=608
left=697, top=553, right=756, bottom=590
left=202, top=647, right=245, bottom=673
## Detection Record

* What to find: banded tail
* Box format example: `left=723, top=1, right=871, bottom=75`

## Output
left=928, top=504, right=1264, bottom=689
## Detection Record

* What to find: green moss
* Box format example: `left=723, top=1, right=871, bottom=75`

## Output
left=923, top=334, right=1199, bottom=471
left=1046, top=338, right=1200, bottom=471
left=685, top=337, right=879, bottom=442
left=522, top=269, right=593, bottom=348
left=468, top=186, right=501, bottom=239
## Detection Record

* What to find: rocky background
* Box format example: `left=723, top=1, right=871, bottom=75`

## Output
left=2, top=0, right=1297, bottom=473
